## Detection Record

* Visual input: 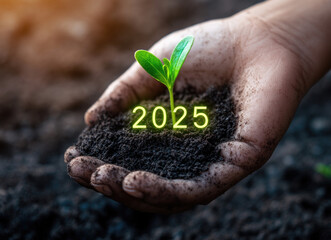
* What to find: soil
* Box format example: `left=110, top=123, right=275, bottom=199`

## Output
left=1, top=0, right=331, bottom=239
left=75, top=86, right=236, bottom=179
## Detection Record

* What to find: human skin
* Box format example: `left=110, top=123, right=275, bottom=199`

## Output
left=64, top=0, right=331, bottom=213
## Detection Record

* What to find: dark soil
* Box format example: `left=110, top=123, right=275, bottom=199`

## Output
left=75, top=86, right=236, bottom=179
left=1, top=0, right=331, bottom=239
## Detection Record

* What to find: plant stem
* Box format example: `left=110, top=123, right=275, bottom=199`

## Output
left=168, top=87, right=176, bottom=125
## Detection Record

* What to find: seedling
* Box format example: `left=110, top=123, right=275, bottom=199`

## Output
left=134, top=36, right=194, bottom=126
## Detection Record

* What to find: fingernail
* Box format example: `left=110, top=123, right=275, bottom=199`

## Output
left=92, top=183, right=112, bottom=196
left=123, top=184, right=143, bottom=199
left=67, top=158, right=84, bottom=176
left=64, top=147, right=80, bottom=163
left=84, top=108, right=99, bottom=126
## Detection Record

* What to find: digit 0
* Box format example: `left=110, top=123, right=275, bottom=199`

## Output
left=152, top=106, right=167, bottom=128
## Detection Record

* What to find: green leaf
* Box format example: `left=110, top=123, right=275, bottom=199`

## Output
left=163, top=58, right=171, bottom=68
left=163, top=65, right=169, bottom=79
left=169, top=36, right=194, bottom=86
left=135, top=50, right=169, bottom=87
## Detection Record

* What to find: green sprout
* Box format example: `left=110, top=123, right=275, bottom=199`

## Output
left=134, top=36, right=194, bottom=126
left=316, top=163, right=331, bottom=178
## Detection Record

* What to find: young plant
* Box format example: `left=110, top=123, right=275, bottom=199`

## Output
left=134, top=35, right=194, bottom=126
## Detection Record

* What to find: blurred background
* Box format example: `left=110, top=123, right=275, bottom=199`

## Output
left=0, top=0, right=330, bottom=239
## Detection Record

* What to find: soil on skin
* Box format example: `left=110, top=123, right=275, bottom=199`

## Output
left=75, top=86, right=237, bottom=179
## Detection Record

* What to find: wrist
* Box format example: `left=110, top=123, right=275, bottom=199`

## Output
left=236, top=0, right=331, bottom=87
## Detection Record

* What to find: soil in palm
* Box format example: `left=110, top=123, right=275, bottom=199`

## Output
left=75, top=86, right=237, bottom=179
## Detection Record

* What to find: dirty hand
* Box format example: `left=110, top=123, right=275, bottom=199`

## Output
left=64, top=0, right=331, bottom=213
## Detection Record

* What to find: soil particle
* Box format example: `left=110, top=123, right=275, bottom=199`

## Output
left=75, top=86, right=237, bottom=179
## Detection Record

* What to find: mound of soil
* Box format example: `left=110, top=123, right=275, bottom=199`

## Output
left=75, top=86, right=237, bottom=179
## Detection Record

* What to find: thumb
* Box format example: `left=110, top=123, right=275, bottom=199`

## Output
left=85, top=63, right=163, bottom=125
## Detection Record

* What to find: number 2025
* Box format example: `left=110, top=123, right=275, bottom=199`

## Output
left=132, top=106, right=209, bottom=129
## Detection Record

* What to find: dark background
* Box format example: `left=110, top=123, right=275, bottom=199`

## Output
left=0, top=0, right=331, bottom=239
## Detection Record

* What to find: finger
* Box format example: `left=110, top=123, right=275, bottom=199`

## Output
left=68, top=159, right=191, bottom=213
left=85, top=63, right=163, bottom=125
left=67, top=156, right=104, bottom=188
left=90, top=164, right=130, bottom=197
left=90, top=164, right=192, bottom=213
left=122, top=162, right=246, bottom=206
left=64, top=146, right=80, bottom=163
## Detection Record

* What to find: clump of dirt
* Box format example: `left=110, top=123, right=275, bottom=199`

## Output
left=75, top=86, right=237, bottom=179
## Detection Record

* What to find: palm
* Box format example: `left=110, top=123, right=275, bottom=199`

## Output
left=65, top=15, right=305, bottom=213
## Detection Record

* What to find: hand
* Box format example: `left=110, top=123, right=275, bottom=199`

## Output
left=64, top=0, right=330, bottom=213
